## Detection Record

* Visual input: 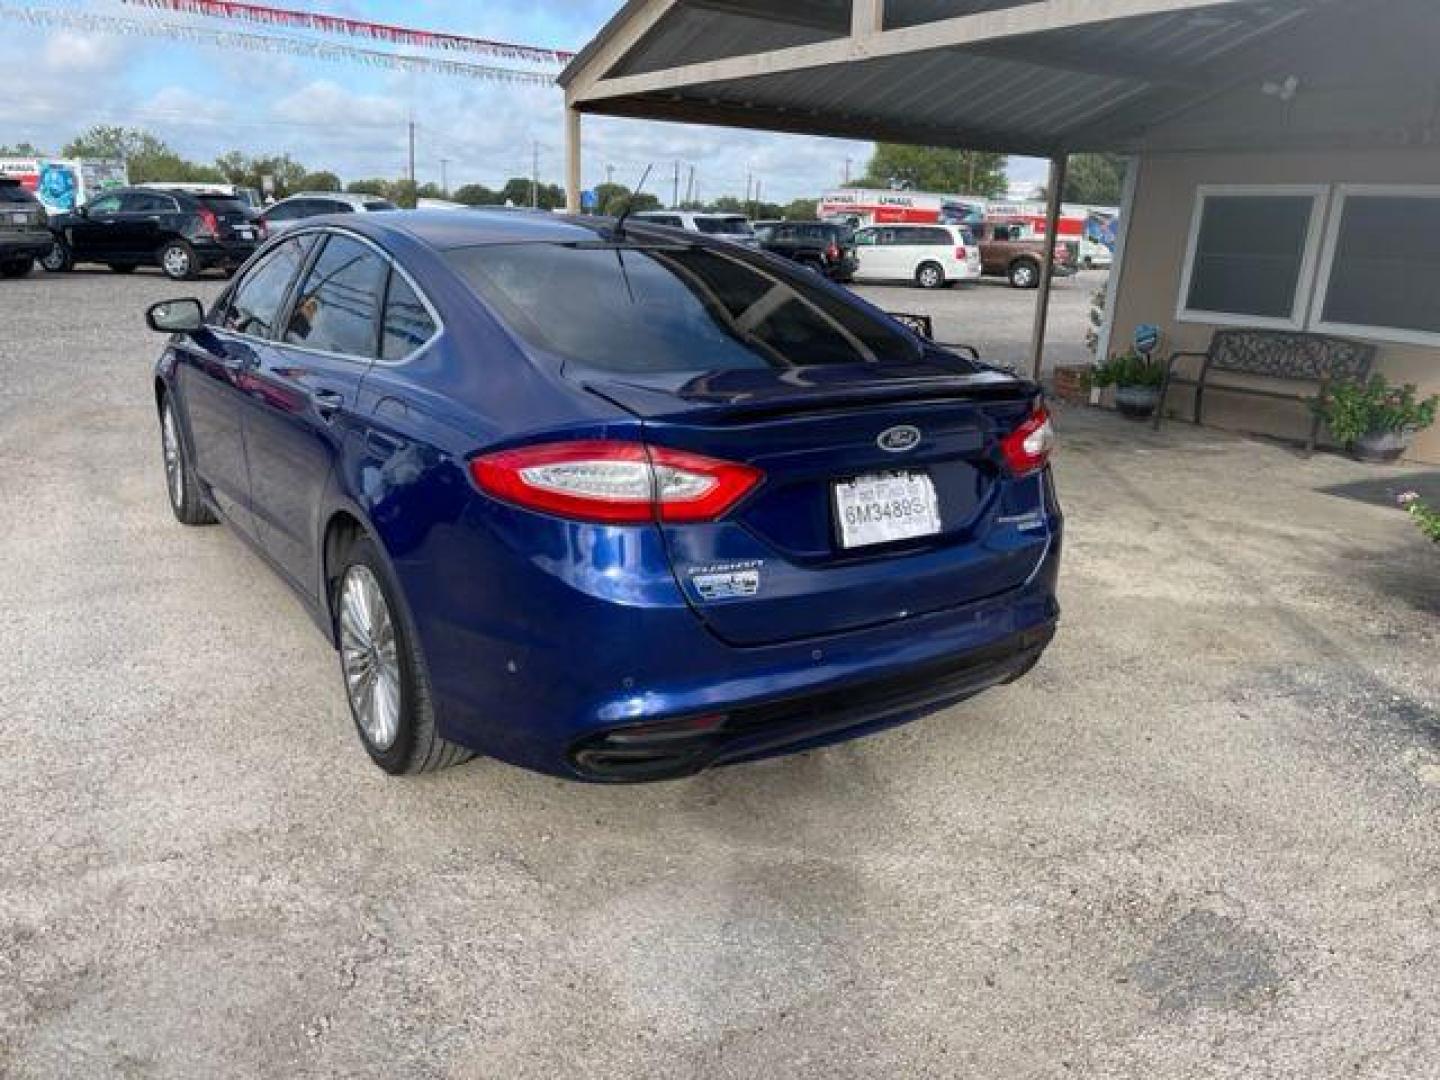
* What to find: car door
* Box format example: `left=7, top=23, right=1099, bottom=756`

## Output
left=175, top=233, right=316, bottom=536
left=113, top=192, right=173, bottom=260
left=240, top=231, right=389, bottom=596
left=851, top=227, right=881, bottom=280
left=68, top=192, right=124, bottom=260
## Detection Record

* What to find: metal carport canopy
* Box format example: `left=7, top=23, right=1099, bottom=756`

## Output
left=558, top=0, right=1346, bottom=377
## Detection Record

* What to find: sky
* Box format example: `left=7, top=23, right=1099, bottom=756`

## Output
left=0, top=0, right=1048, bottom=202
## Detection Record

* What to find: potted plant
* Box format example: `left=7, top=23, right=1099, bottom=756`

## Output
left=1088, top=350, right=1165, bottom=420
left=1316, top=375, right=1438, bottom=463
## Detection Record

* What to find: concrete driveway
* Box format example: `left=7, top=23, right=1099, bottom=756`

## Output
left=1, top=269, right=1436, bottom=1079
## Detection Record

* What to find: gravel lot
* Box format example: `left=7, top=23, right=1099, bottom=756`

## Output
left=1, top=266, right=1436, bottom=1079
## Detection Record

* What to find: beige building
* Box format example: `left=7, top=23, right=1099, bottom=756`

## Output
left=561, top=0, right=1440, bottom=464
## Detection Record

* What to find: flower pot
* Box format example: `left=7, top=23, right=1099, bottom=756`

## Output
left=1114, top=384, right=1160, bottom=421
left=1350, top=430, right=1412, bottom=464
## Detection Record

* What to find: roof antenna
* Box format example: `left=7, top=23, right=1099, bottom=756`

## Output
left=612, top=164, right=653, bottom=241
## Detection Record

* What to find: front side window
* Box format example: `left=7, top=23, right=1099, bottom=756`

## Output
left=284, top=234, right=388, bottom=357
left=446, top=241, right=923, bottom=375
left=0, top=181, right=36, bottom=205
left=1315, top=188, right=1440, bottom=343
left=1179, top=187, right=1324, bottom=327
left=695, top=216, right=754, bottom=237
left=220, top=234, right=315, bottom=337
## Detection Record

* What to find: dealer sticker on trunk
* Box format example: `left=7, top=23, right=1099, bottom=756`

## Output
left=689, top=561, right=763, bottom=602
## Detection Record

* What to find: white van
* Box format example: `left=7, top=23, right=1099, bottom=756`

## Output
left=631, top=210, right=759, bottom=246
left=850, top=224, right=982, bottom=288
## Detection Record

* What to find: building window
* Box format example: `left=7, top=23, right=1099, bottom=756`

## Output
left=1177, top=185, right=1328, bottom=329
left=1313, top=185, right=1440, bottom=347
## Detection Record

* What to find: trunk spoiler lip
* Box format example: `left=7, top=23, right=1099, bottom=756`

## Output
left=581, top=368, right=1039, bottom=423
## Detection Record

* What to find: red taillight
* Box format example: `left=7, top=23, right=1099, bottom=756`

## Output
left=470, top=440, right=763, bottom=524
left=955, top=245, right=968, bottom=260
left=197, top=207, right=219, bottom=237
left=825, top=242, right=841, bottom=261
left=256, top=217, right=269, bottom=239
left=999, top=406, right=1055, bottom=477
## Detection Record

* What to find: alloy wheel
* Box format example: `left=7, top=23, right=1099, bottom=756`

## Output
left=339, top=565, right=402, bottom=751
left=162, top=246, right=191, bottom=279
left=161, top=403, right=184, bottom=509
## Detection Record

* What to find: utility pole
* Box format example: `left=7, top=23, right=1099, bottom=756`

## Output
left=672, top=160, right=680, bottom=208
left=407, top=120, right=416, bottom=188
left=440, top=157, right=449, bottom=197
left=685, top=164, right=695, bottom=205
left=605, top=162, right=614, bottom=186
left=531, top=140, right=539, bottom=209
left=844, top=156, right=852, bottom=184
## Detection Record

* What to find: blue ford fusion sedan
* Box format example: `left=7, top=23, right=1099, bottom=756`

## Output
left=147, top=210, right=1061, bottom=781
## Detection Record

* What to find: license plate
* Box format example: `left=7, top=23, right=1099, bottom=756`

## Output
left=10, top=212, right=26, bottom=225
left=234, top=227, right=253, bottom=239
left=834, top=471, right=941, bottom=549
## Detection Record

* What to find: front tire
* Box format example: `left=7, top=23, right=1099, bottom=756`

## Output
left=335, top=536, right=475, bottom=775
left=0, top=257, right=34, bottom=279
left=40, top=242, right=72, bottom=273
left=160, top=395, right=217, bottom=526
left=159, top=240, right=198, bottom=281
left=916, top=261, right=946, bottom=289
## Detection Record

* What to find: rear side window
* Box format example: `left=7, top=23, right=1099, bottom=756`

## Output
left=364, top=200, right=398, bottom=212
left=197, top=196, right=247, bottom=214
left=221, top=234, right=314, bottom=336
left=381, top=273, right=437, bottom=360
left=0, top=181, right=36, bottom=204
left=696, top=216, right=753, bottom=237
left=284, top=235, right=388, bottom=357
left=446, top=242, right=920, bottom=374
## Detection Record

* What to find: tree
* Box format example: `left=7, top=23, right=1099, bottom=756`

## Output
left=453, top=183, right=499, bottom=206
left=1063, top=153, right=1128, bottom=206
left=61, top=125, right=220, bottom=183
left=416, top=182, right=445, bottom=200
left=388, top=179, right=419, bottom=209
left=859, top=144, right=1008, bottom=196
left=297, top=170, right=342, bottom=193
left=347, top=178, right=390, bottom=197
left=780, top=198, right=819, bottom=220
left=0, top=141, right=42, bottom=156
left=214, top=151, right=307, bottom=197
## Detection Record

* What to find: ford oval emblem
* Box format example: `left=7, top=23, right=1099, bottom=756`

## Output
left=877, top=425, right=922, bottom=453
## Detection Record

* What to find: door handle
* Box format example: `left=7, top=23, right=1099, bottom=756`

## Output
left=312, top=389, right=345, bottom=420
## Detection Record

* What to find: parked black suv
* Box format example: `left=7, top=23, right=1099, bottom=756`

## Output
left=42, top=185, right=260, bottom=280
left=753, top=220, right=857, bottom=281
left=0, top=178, right=53, bottom=279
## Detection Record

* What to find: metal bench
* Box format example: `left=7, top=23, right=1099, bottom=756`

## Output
left=1154, top=329, right=1376, bottom=453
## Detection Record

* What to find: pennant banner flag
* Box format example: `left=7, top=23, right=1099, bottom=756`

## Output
left=122, top=0, right=575, bottom=65
left=0, top=3, right=558, bottom=84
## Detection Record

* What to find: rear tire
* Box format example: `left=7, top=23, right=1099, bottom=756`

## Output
left=160, top=395, right=217, bottom=527
left=0, top=257, right=34, bottom=279
left=40, top=242, right=72, bottom=273
left=334, top=536, right=475, bottom=775
left=1009, top=259, right=1040, bottom=289
left=159, top=240, right=198, bottom=281
left=916, top=261, right=946, bottom=289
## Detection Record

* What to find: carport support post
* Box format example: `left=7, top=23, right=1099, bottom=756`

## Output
left=1028, top=154, right=1068, bottom=382
left=565, top=105, right=582, bottom=213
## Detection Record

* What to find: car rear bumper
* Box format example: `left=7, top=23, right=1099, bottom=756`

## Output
left=194, top=239, right=257, bottom=267
left=1, top=234, right=54, bottom=259
left=413, top=509, right=1062, bottom=781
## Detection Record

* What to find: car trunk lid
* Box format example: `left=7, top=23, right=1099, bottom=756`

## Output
left=582, top=364, right=1053, bottom=646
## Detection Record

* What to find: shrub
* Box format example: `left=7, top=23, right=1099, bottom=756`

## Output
left=1399, top=492, right=1440, bottom=543
left=1317, top=375, right=1438, bottom=444
left=1088, top=350, right=1164, bottom=390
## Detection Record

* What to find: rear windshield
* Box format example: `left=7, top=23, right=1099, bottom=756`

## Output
left=694, top=217, right=753, bottom=237
left=446, top=242, right=921, bottom=374
left=197, top=195, right=249, bottom=214
left=365, top=200, right=398, bottom=212
left=0, top=181, right=37, bottom=205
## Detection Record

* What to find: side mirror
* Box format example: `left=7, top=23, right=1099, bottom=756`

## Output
left=147, top=298, right=205, bottom=334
